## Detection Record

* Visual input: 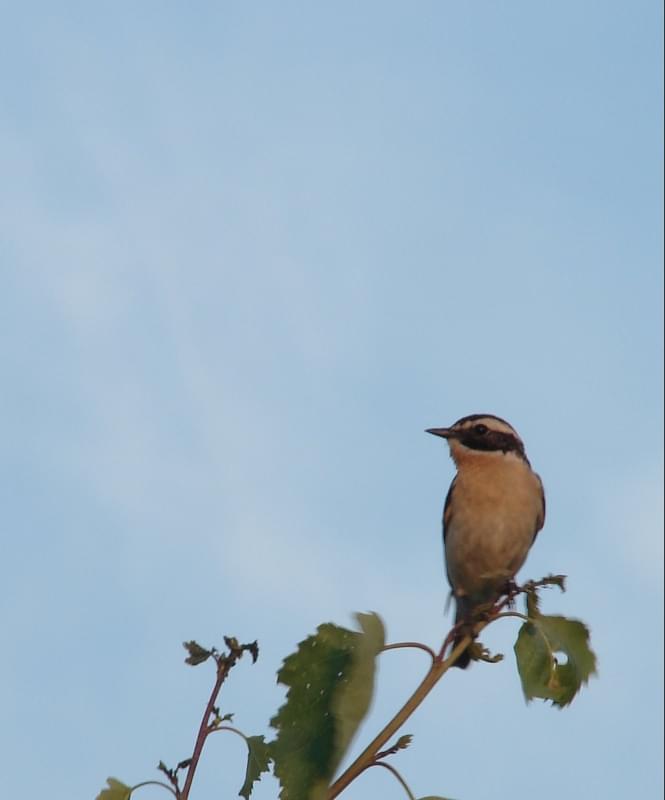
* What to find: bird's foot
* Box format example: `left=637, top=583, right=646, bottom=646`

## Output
left=499, top=579, right=522, bottom=609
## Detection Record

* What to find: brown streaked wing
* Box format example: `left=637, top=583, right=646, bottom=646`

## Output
left=442, top=476, right=457, bottom=542
left=532, top=474, right=546, bottom=542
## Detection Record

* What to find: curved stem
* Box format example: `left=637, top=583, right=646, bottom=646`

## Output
left=328, top=578, right=556, bottom=798
left=437, top=624, right=460, bottom=661
left=131, top=781, right=178, bottom=797
left=381, top=641, right=436, bottom=662
left=209, top=725, right=248, bottom=741
left=327, top=633, right=473, bottom=799
left=371, top=762, right=417, bottom=800
left=496, top=611, right=529, bottom=622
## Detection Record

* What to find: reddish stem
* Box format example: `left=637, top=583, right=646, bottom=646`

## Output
left=180, top=660, right=231, bottom=800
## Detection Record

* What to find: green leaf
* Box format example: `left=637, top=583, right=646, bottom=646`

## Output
left=270, top=613, right=385, bottom=800
left=183, top=640, right=212, bottom=666
left=514, top=614, right=597, bottom=707
left=330, top=612, right=385, bottom=770
left=238, top=735, right=272, bottom=799
left=95, top=778, right=132, bottom=800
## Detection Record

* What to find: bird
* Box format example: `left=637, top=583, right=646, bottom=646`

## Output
left=426, top=414, right=545, bottom=668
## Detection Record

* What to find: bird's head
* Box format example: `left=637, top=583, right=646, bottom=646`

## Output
left=426, top=414, right=528, bottom=466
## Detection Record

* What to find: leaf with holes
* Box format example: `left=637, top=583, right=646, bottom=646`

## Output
left=269, top=613, right=385, bottom=800
left=514, top=614, right=597, bottom=707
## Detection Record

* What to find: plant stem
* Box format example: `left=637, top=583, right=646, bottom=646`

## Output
left=381, top=642, right=437, bottom=662
left=371, top=762, right=417, bottom=800
left=496, top=611, right=529, bottom=622
left=132, top=781, right=178, bottom=797
left=209, top=725, right=249, bottom=741
left=180, top=660, right=231, bottom=800
left=327, top=634, right=473, bottom=799
left=328, top=583, right=534, bottom=798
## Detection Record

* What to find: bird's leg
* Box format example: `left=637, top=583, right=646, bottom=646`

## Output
left=498, top=579, right=522, bottom=609
left=449, top=602, right=495, bottom=664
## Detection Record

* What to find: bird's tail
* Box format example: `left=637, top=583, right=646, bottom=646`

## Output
left=452, top=597, right=472, bottom=669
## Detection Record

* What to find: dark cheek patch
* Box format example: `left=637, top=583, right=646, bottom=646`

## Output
left=460, top=431, right=524, bottom=456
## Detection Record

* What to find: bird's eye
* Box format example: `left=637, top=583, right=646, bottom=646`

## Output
left=473, top=424, right=488, bottom=435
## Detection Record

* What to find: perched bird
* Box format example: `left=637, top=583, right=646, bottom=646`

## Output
left=426, top=414, right=545, bottom=668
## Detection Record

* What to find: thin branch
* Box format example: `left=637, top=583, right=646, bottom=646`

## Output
left=178, top=639, right=258, bottom=800
left=131, top=781, right=178, bottom=798
left=436, top=620, right=462, bottom=661
left=208, top=725, right=249, bottom=741
left=371, top=761, right=417, bottom=800
left=381, top=641, right=437, bottom=662
left=496, top=611, right=529, bottom=622
left=180, top=659, right=231, bottom=800
left=375, top=735, right=412, bottom=761
left=328, top=578, right=553, bottom=798
left=327, top=632, right=474, bottom=799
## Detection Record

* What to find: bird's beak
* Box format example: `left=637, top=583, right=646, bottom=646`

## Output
left=426, top=427, right=454, bottom=439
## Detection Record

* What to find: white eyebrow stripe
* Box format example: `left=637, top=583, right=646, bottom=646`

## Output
left=455, top=416, right=519, bottom=437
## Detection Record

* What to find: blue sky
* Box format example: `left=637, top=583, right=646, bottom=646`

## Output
left=1, top=3, right=663, bottom=799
